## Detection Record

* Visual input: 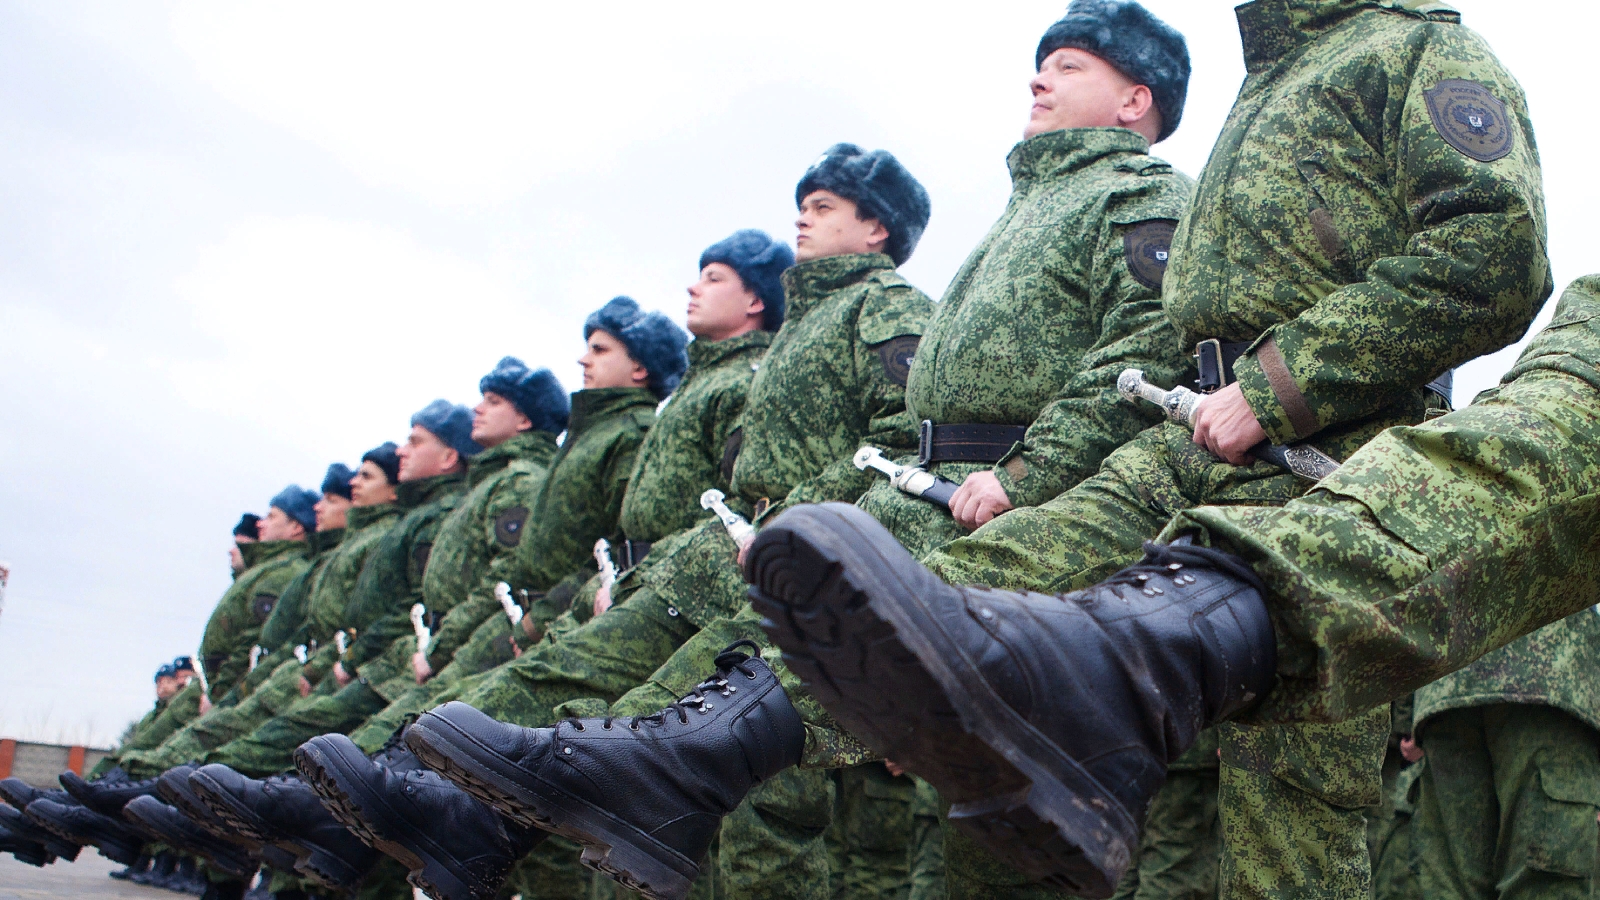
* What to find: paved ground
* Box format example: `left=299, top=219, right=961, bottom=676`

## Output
left=0, top=851, right=177, bottom=899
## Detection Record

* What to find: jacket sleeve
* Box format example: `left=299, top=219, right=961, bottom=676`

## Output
left=342, top=523, right=434, bottom=669
left=1233, top=28, right=1551, bottom=444
left=995, top=211, right=1194, bottom=508
left=211, top=560, right=302, bottom=697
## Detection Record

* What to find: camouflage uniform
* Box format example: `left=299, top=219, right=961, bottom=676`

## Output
left=1108, top=731, right=1222, bottom=900
left=350, top=339, right=763, bottom=753
left=201, top=472, right=466, bottom=776
left=197, top=538, right=311, bottom=701
left=907, top=777, right=946, bottom=900
left=917, top=3, right=1548, bottom=896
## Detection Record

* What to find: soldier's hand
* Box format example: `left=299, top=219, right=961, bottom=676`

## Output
left=1190, top=383, right=1267, bottom=466
left=333, top=662, right=352, bottom=687
left=735, top=534, right=755, bottom=567
left=198, top=692, right=212, bottom=715
left=884, top=760, right=907, bottom=777
left=950, top=471, right=1014, bottom=530
left=594, top=583, right=613, bottom=618
left=412, top=651, right=433, bottom=684
left=1400, top=736, right=1423, bottom=763
left=297, top=676, right=312, bottom=698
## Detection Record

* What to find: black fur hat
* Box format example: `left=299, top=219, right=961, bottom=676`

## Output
left=1036, top=0, right=1190, bottom=142
left=480, top=357, right=571, bottom=435
left=361, top=441, right=402, bottom=485
left=699, top=230, right=794, bottom=332
left=584, top=297, right=690, bottom=400
left=795, top=144, right=931, bottom=266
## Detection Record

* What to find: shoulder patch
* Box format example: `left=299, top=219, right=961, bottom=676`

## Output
left=494, top=507, right=530, bottom=547
left=1424, top=79, right=1513, bottom=162
left=251, top=593, right=278, bottom=624
left=874, top=335, right=919, bottom=387
left=413, top=541, right=433, bottom=572
left=1123, top=220, right=1177, bottom=290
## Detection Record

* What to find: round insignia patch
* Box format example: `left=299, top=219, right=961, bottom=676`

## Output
left=1124, top=220, right=1177, bottom=290
left=495, top=506, right=530, bottom=548
left=1424, top=79, right=1513, bottom=163
left=413, top=541, right=433, bottom=573
left=875, top=335, right=920, bottom=387
left=251, top=593, right=278, bottom=623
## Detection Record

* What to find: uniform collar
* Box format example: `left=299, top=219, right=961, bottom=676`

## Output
left=686, top=329, right=772, bottom=371
left=309, top=526, right=345, bottom=555
left=395, top=470, right=466, bottom=509
left=467, top=429, right=560, bottom=486
left=780, top=253, right=896, bottom=321
left=243, top=538, right=305, bottom=568
left=345, top=502, right=398, bottom=530
left=1235, top=0, right=1389, bottom=73
left=566, top=388, right=658, bottom=438
left=1007, top=128, right=1151, bottom=185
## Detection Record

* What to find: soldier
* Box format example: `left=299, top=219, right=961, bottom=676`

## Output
left=230, top=513, right=260, bottom=577
left=184, top=309, right=683, bottom=896
left=290, top=148, right=933, bottom=900
left=743, top=0, right=1551, bottom=896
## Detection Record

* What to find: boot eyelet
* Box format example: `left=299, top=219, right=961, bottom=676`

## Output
left=701, top=703, right=714, bottom=712
left=979, top=608, right=994, bottom=620
left=1167, top=563, right=1183, bottom=571
left=572, top=722, right=584, bottom=731
left=744, top=671, right=756, bottom=679
left=563, top=747, right=573, bottom=755
left=630, top=722, right=641, bottom=731
left=667, top=607, right=679, bottom=617
left=603, top=722, right=613, bottom=729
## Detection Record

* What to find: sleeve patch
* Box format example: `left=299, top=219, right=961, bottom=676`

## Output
left=494, top=507, right=530, bottom=547
left=1123, top=220, right=1177, bottom=290
left=251, top=593, right=278, bottom=623
left=874, top=335, right=920, bottom=386
left=1424, top=79, right=1513, bottom=162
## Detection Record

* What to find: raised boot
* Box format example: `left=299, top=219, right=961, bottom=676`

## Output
left=109, top=850, right=152, bottom=879
left=24, top=796, right=145, bottom=864
left=0, top=803, right=82, bottom=860
left=61, top=768, right=162, bottom=817
left=0, top=819, right=55, bottom=866
left=188, top=765, right=378, bottom=894
left=0, top=777, right=70, bottom=811
left=132, top=849, right=178, bottom=885
left=295, top=732, right=544, bottom=900
left=746, top=503, right=1277, bottom=898
left=405, top=641, right=804, bottom=900
left=121, top=795, right=258, bottom=880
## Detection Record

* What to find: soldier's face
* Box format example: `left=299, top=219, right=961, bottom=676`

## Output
left=397, top=425, right=461, bottom=482
left=259, top=506, right=305, bottom=542
left=155, top=675, right=179, bottom=701
left=314, top=492, right=352, bottom=531
left=579, top=330, right=649, bottom=391
left=1026, top=48, right=1155, bottom=140
left=794, top=191, right=889, bottom=262
left=228, top=544, right=245, bottom=574
left=686, top=263, right=763, bottom=342
left=349, top=460, right=398, bottom=507
left=472, top=391, right=533, bottom=448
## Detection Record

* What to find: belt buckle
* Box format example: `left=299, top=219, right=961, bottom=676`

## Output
left=917, top=420, right=934, bottom=467
left=1195, top=339, right=1225, bottom=394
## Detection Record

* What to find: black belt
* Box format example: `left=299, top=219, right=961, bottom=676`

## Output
left=1195, top=339, right=1453, bottom=406
left=620, top=540, right=652, bottom=570
left=917, top=421, right=1028, bottom=466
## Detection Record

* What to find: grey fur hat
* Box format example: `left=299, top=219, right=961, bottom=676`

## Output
left=320, top=463, right=355, bottom=500
left=699, top=230, right=794, bottom=332
left=269, top=485, right=320, bottom=533
left=795, top=144, right=931, bottom=266
left=411, top=399, right=483, bottom=460
left=480, top=357, right=570, bottom=435
left=1035, top=0, right=1190, bottom=142
left=584, top=297, right=690, bottom=400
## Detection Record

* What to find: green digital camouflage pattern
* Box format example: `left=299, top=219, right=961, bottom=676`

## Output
left=1414, top=609, right=1600, bottom=734
left=1171, top=276, right=1600, bottom=724
left=903, top=127, right=1191, bottom=508
left=1109, top=730, right=1221, bottom=900
left=334, top=471, right=466, bottom=676
left=196, top=538, right=310, bottom=698
left=718, top=766, right=835, bottom=900
left=203, top=676, right=388, bottom=777
left=1165, top=0, right=1548, bottom=448
left=828, top=763, right=917, bottom=899
left=1371, top=761, right=1423, bottom=900
left=1412, top=704, right=1599, bottom=899
left=908, top=777, right=945, bottom=900
left=620, top=329, right=770, bottom=542
left=239, top=525, right=345, bottom=697
left=285, top=502, right=401, bottom=679
left=96, top=680, right=204, bottom=775
left=92, top=696, right=171, bottom=777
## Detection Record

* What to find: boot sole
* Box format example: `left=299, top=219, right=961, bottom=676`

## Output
left=187, top=771, right=357, bottom=894
left=406, top=714, right=697, bottom=900
left=747, top=503, right=1129, bottom=898
left=0, top=806, right=80, bottom=860
left=292, top=739, right=477, bottom=900
left=23, top=804, right=142, bottom=866
left=119, top=799, right=256, bottom=880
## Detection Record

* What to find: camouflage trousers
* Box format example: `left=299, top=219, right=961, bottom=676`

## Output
left=1411, top=704, right=1600, bottom=900
left=121, top=659, right=312, bottom=777
left=827, top=763, right=919, bottom=899
left=93, top=681, right=204, bottom=778
left=1109, top=730, right=1223, bottom=900
left=1370, top=760, right=1423, bottom=900
left=921, top=421, right=1389, bottom=899
left=202, top=677, right=387, bottom=777
left=908, top=777, right=946, bottom=900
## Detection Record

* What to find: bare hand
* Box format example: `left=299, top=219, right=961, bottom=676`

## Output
left=593, top=583, right=613, bottom=618
left=412, top=651, right=433, bottom=684
left=508, top=636, right=522, bottom=658
left=198, top=692, right=213, bottom=715
left=735, top=535, right=754, bottom=568
left=297, top=676, right=312, bottom=698
left=333, top=662, right=352, bottom=687
left=1400, top=736, right=1424, bottom=763
left=949, top=470, right=1014, bottom=530
left=1190, top=383, right=1268, bottom=466
left=884, top=760, right=907, bottom=777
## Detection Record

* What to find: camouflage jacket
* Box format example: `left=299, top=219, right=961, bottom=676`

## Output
left=197, top=538, right=309, bottom=696
left=906, top=128, right=1194, bottom=508
left=340, top=472, right=467, bottom=671
left=732, top=253, right=932, bottom=514
left=1165, top=0, right=1549, bottom=454
left=418, top=428, right=559, bottom=669
left=620, top=329, right=771, bottom=542
left=234, top=526, right=344, bottom=697
left=1415, top=278, right=1600, bottom=733
left=507, top=388, right=657, bottom=594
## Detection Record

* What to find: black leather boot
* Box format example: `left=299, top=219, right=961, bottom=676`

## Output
left=0, top=819, right=55, bottom=866
left=0, top=803, right=81, bottom=860
left=122, top=795, right=258, bottom=880
left=61, top=768, right=162, bottom=817
left=199, top=878, right=249, bottom=900
left=169, top=854, right=209, bottom=895
left=0, top=777, right=70, bottom=810
left=133, top=848, right=178, bottom=884
left=24, top=796, right=145, bottom=865
left=746, top=503, right=1277, bottom=899
left=188, top=765, right=378, bottom=894
left=110, top=850, right=152, bottom=878
left=405, top=641, right=804, bottom=900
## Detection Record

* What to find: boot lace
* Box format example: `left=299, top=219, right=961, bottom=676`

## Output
left=567, top=641, right=763, bottom=732
left=1098, top=537, right=1267, bottom=596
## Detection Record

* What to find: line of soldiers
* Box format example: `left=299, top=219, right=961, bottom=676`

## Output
left=2, top=0, right=1596, bottom=898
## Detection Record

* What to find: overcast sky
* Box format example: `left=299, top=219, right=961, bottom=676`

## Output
left=2, top=1, right=1595, bottom=747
